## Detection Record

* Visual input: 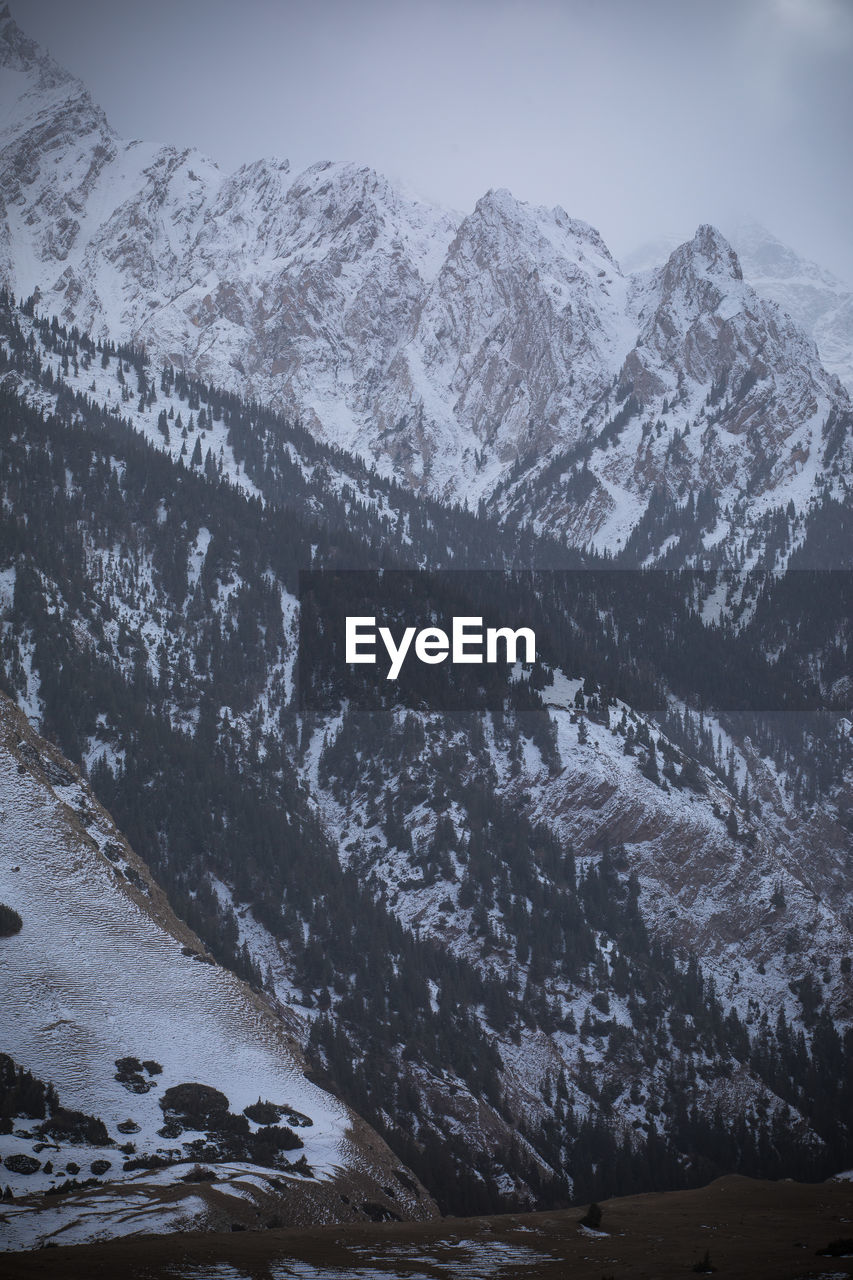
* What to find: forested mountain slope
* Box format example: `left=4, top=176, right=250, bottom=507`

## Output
left=1, top=294, right=851, bottom=1217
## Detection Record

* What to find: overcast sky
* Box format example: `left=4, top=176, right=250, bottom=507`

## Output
left=14, top=0, right=853, bottom=281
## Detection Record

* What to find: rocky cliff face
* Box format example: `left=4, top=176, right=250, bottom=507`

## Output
left=0, top=5, right=220, bottom=339
left=625, top=222, right=853, bottom=399
left=361, top=188, right=633, bottom=498
left=628, top=224, right=835, bottom=488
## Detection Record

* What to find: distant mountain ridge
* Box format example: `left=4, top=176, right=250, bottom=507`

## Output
left=728, top=220, right=853, bottom=397
left=1, top=4, right=850, bottom=562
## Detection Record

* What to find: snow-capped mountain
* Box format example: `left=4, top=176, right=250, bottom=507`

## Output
left=2, top=0, right=852, bottom=1248
left=624, top=223, right=853, bottom=398
left=728, top=220, right=853, bottom=397
left=0, top=7, right=220, bottom=338
left=0, top=693, right=435, bottom=1248
left=364, top=188, right=633, bottom=497
left=1, top=4, right=850, bottom=560
left=496, top=223, right=851, bottom=556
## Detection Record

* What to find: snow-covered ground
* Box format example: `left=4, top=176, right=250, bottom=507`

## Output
left=0, top=733, right=347, bottom=1180
left=0, top=699, right=430, bottom=1247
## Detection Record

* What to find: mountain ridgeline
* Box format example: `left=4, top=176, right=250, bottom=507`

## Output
left=1, top=3, right=852, bottom=562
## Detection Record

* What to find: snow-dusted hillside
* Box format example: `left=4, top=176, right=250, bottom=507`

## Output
left=0, top=695, right=434, bottom=1248
left=317, top=690, right=853, bottom=1031
left=1, top=5, right=850, bottom=559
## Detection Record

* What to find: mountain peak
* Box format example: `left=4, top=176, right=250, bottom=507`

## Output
left=231, top=155, right=290, bottom=183
left=688, top=224, right=743, bottom=279
left=473, top=188, right=613, bottom=260
left=729, top=219, right=846, bottom=289
left=0, top=3, right=75, bottom=90
left=289, top=159, right=397, bottom=206
left=1, top=4, right=41, bottom=61
left=551, top=204, right=614, bottom=260
left=653, top=225, right=744, bottom=300
left=473, top=186, right=522, bottom=220
left=479, top=186, right=515, bottom=203
left=0, top=3, right=37, bottom=63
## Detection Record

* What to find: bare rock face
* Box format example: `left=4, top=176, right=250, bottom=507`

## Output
left=0, top=6, right=117, bottom=281
left=496, top=224, right=851, bottom=556
left=0, top=5, right=222, bottom=342
left=180, top=159, right=459, bottom=456
left=364, top=188, right=633, bottom=497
